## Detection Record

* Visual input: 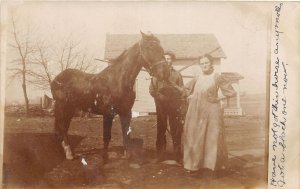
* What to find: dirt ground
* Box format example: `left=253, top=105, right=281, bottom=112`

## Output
left=2, top=115, right=267, bottom=189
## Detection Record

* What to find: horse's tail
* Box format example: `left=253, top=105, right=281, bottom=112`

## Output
left=50, top=69, right=73, bottom=92
left=50, top=78, right=65, bottom=100
left=51, top=79, right=63, bottom=91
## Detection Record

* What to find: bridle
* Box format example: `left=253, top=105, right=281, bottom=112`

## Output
left=138, top=40, right=163, bottom=76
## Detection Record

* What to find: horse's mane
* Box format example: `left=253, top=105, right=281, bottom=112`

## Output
left=111, top=50, right=128, bottom=64
left=110, top=42, right=139, bottom=65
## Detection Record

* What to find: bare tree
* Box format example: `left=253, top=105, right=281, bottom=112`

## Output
left=52, top=35, right=96, bottom=72
left=8, top=16, right=35, bottom=116
left=73, top=52, right=96, bottom=72
left=28, top=35, right=97, bottom=94
left=26, top=40, right=52, bottom=90
left=7, top=14, right=98, bottom=115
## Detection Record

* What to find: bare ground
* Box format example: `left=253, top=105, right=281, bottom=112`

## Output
left=2, top=115, right=267, bottom=189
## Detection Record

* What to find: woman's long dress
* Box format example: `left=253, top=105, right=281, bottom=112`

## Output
left=183, top=72, right=236, bottom=171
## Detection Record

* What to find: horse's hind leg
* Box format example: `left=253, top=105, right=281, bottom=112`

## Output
left=54, top=101, right=75, bottom=160
left=62, top=108, right=75, bottom=160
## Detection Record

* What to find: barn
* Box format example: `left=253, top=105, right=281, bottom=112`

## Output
left=104, top=34, right=243, bottom=116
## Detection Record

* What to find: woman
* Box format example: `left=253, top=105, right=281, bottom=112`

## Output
left=183, top=54, right=236, bottom=176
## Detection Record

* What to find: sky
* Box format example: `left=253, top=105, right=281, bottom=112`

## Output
left=4, top=1, right=271, bottom=104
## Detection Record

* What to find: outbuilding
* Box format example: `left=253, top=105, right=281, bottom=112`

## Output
left=104, top=34, right=243, bottom=116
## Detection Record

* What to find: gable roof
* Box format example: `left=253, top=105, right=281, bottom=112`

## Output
left=104, top=34, right=226, bottom=60
left=221, top=72, right=244, bottom=81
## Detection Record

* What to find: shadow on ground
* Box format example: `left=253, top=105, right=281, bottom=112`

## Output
left=2, top=115, right=267, bottom=189
left=3, top=139, right=266, bottom=189
left=2, top=133, right=83, bottom=188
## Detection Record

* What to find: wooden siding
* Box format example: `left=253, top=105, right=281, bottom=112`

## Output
left=132, top=59, right=223, bottom=113
left=132, top=71, right=156, bottom=113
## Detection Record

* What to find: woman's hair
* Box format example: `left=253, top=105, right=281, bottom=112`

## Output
left=201, top=54, right=214, bottom=63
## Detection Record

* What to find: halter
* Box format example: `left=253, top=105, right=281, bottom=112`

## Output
left=138, top=40, right=162, bottom=76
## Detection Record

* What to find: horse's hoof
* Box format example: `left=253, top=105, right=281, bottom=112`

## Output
left=62, top=141, right=74, bottom=160
left=103, top=154, right=108, bottom=160
left=103, top=156, right=109, bottom=164
left=65, top=151, right=74, bottom=160
left=121, top=150, right=131, bottom=159
left=66, top=155, right=74, bottom=160
left=102, top=151, right=108, bottom=162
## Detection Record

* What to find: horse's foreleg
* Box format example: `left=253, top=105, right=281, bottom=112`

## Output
left=103, top=114, right=114, bottom=160
left=54, top=115, right=63, bottom=142
left=119, top=111, right=132, bottom=155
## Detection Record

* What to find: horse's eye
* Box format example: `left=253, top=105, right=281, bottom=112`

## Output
left=150, top=43, right=157, bottom=48
left=147, top=45, right=154, bottom=49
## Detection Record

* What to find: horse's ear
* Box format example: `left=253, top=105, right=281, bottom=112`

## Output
left=140, top=30, right=146, bottom=39
left=140, top=30, right=153, bottom=39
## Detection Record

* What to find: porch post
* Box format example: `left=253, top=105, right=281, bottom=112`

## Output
left=227, top=97, right=230, bottom=107
left=236, top=81, right=240, bottom=108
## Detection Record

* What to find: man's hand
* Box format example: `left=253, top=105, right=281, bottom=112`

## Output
left=166, top=80, right=185, bottom=95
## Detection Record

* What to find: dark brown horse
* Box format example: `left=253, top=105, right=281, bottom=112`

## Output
left=51, top=32, right=167, bottom=160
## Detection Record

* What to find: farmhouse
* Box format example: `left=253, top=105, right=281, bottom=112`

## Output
left=104, top=34, right=243, bottom=116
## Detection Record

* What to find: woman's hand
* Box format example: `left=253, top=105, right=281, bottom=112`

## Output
left=217, top=96, right=227, bottom=102
left=187, top=95, right=194, bottom=103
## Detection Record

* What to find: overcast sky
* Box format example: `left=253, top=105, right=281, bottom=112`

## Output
left=5, top=1, right=271, bottom=103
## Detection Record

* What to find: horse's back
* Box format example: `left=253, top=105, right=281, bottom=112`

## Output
left=51, top=69, right=95, bottom=100
left=53, top=69, right=93, bottom=82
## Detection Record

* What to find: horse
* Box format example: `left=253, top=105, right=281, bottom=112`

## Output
left=50, top=32, right=168, bottom=160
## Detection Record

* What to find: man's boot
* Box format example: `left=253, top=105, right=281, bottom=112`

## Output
left=155, top=143, right=166, bottom=163
left=173, top=143, right=182, bottom=164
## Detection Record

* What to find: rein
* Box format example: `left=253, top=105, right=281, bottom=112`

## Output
left=138, top=41, right=158, bottom=76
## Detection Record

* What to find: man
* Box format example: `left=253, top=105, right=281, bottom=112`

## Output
left=149, top=51, right=185, bottom=162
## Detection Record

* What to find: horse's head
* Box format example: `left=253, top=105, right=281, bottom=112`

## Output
left=150, top=60, right=171, bottom=81
left=139, top=31, right=166, bottom=78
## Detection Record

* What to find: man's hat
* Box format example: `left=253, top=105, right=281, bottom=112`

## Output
left=164, top=51, right=176, bottom=61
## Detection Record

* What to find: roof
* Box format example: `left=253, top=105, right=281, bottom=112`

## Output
left=104, top=34, right=226, bottom=60
left=221, top=72, right=244, bottom=81
left=182, top=72, right=244, bottom=81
